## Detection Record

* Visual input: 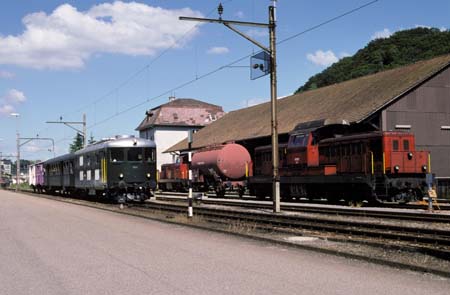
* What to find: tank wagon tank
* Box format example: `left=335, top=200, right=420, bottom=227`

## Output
left=191, top=143, right=252, bottom=197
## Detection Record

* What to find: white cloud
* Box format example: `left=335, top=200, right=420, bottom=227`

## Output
left=246, top=28, right=268, bottom=38
left=415, top=24, right=431, bottom=29
left=0, top=1, right=203, bottom=69
left=0, top=89, right=26, bottom=117
left=0, top=70, right=15, bottom=79
left=207, top=46, right=230, bottom=55
left=0, top=104, right=15, bottom=116
left=440, top=27, right=447, bottom=32
left=371, top=28, right=392, bottom=40
left=306, top=50, right=338, bottom=67
left=4, top=89, right=26, bottom=103
left=339, top=52, right=351, bottom=58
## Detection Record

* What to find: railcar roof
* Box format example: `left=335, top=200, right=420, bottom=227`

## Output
left=75, top=136, right=156, bottom=155
left=44, top=136, right=155, bottom=164
left=44, top=153, right=75, bottom=165
left=166, top=54, right=450, bottom=153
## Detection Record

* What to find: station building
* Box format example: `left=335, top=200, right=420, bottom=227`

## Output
left=166, top=54, right=450, bottom=198
left=136, top=96, right=225, bottom=170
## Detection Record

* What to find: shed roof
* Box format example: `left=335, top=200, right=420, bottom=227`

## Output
left=135, top=98, right=224, bottom=130
left=166, top=54, right=450, bottom=152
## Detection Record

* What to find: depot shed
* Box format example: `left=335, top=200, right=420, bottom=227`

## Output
left=167, top=54, right=450, bottom=198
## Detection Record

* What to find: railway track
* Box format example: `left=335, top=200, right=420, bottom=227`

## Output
left=155, top=193, right=450, bottom=224
left=156, top=190, right=450, bottom=210
left=137, top=200, right=450, bottom=260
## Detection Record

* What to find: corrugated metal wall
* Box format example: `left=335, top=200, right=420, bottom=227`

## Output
left=384, top=67, right=450, bottom=198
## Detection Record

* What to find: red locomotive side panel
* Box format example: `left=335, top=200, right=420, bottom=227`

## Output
left=382, top=132, right=429, bottom=174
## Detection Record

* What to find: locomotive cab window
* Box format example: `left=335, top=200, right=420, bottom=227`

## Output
left=293, top=134, right=308, bottom=147
left=110, top=148, right=125, bottom=162
left=128, top=148, right=143, bottom=162
left=144, top=148, right=156, bottom=163
left=403, top=140, right=410, bottom=150
left=393, top=140, right=399, bottom=151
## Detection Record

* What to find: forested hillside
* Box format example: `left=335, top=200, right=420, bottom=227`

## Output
left=295, top=27, right=450, bottom=93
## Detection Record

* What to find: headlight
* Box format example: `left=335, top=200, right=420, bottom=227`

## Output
left=146, top=173, right=151, bottom=179
left=422, top=165, right=427, bottom=172
left=407, top=152, right=413, bottom=160
left=394, top=165, right=400, bottom=172
left=118, top=173, right=124, bottom=180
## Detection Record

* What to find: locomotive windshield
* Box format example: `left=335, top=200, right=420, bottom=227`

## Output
left=110, top=148, right=125, bottom=162
left=291, top=134, right=309, bottom=147
left=110, top=147, right=155, bottom=162
left=128, top=148, right=143, bottom=162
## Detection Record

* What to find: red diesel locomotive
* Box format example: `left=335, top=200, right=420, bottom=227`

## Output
left=248, top=123, right=430, bottom=204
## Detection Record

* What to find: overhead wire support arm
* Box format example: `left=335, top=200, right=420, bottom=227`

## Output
left=179, top=16, right=271, bottom=53
left=46, top=113, right=87, bottom=147
left=19, top=137, right=55, bottom=157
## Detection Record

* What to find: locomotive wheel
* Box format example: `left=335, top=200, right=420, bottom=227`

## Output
left=237, top=186, right=245, bottom=198
left=215, top=187, right=226, bottom=198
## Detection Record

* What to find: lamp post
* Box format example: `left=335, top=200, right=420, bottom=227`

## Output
left=10, top=112, right=20, bottom=192
left=180, top=1, right=280, bottom=212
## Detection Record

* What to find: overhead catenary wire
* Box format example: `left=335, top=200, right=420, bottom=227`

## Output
left=86, top=0, right=379, bottom=130
left=44, top=0, right=379, bottom=151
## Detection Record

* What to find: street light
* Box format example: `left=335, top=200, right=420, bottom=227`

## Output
left=10, top=112, right=20, bottom=192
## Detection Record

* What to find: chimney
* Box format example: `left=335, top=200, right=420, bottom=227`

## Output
left=169, top=95, right=176, bottom=102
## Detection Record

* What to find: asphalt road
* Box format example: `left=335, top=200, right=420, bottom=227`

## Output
left=1, top=190, right=449, bottom=295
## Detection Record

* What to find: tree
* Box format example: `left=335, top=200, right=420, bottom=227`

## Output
left=69, top=133, right=84, bottom=153
left=295, top=27, right=450, bottom=93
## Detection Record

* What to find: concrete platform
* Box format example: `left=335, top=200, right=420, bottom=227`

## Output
left=1, top=190, right=449, bottom=295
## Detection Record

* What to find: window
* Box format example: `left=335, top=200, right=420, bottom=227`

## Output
left=128, top=148, right=143, bottom=162
left=403, top=140, right=410, bottom=151
left=293, top=134, right=308, bottom=147
left=144, top=148, right=156, bottom=163
left=393, top=140, right=399, bottom=151
left=110, top=148, right=125, bottom=162
left=330, top=146, right=336, bottom=157
left=79, top=156, right=83, bottom=167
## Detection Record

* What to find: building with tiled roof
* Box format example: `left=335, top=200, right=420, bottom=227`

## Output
left=136, top=97, right=225, bottom=170
left=166, top=54, right=450, bottom=198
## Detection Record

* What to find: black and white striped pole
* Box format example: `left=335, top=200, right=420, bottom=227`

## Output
left=187, top=130, right=193, bottom=218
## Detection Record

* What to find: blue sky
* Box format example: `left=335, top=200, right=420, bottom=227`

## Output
left=0, top=0, right=448, bottom=161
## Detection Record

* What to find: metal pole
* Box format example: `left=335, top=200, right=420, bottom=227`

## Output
left=187, top=130, right=193, bottom=218
left=0, top=152, right=3, bottom=186
left=188, top=151, right=193, bottom=218
left=16, top=132, right=20, bottom=192
left=269, top=3, right=280, bottom=213
left=83, top=113, right=87, bottom=147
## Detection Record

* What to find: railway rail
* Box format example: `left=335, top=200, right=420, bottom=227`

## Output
left=155, top=193, right=450, bottom=224
left=136, top=200, right=450, bottom=260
